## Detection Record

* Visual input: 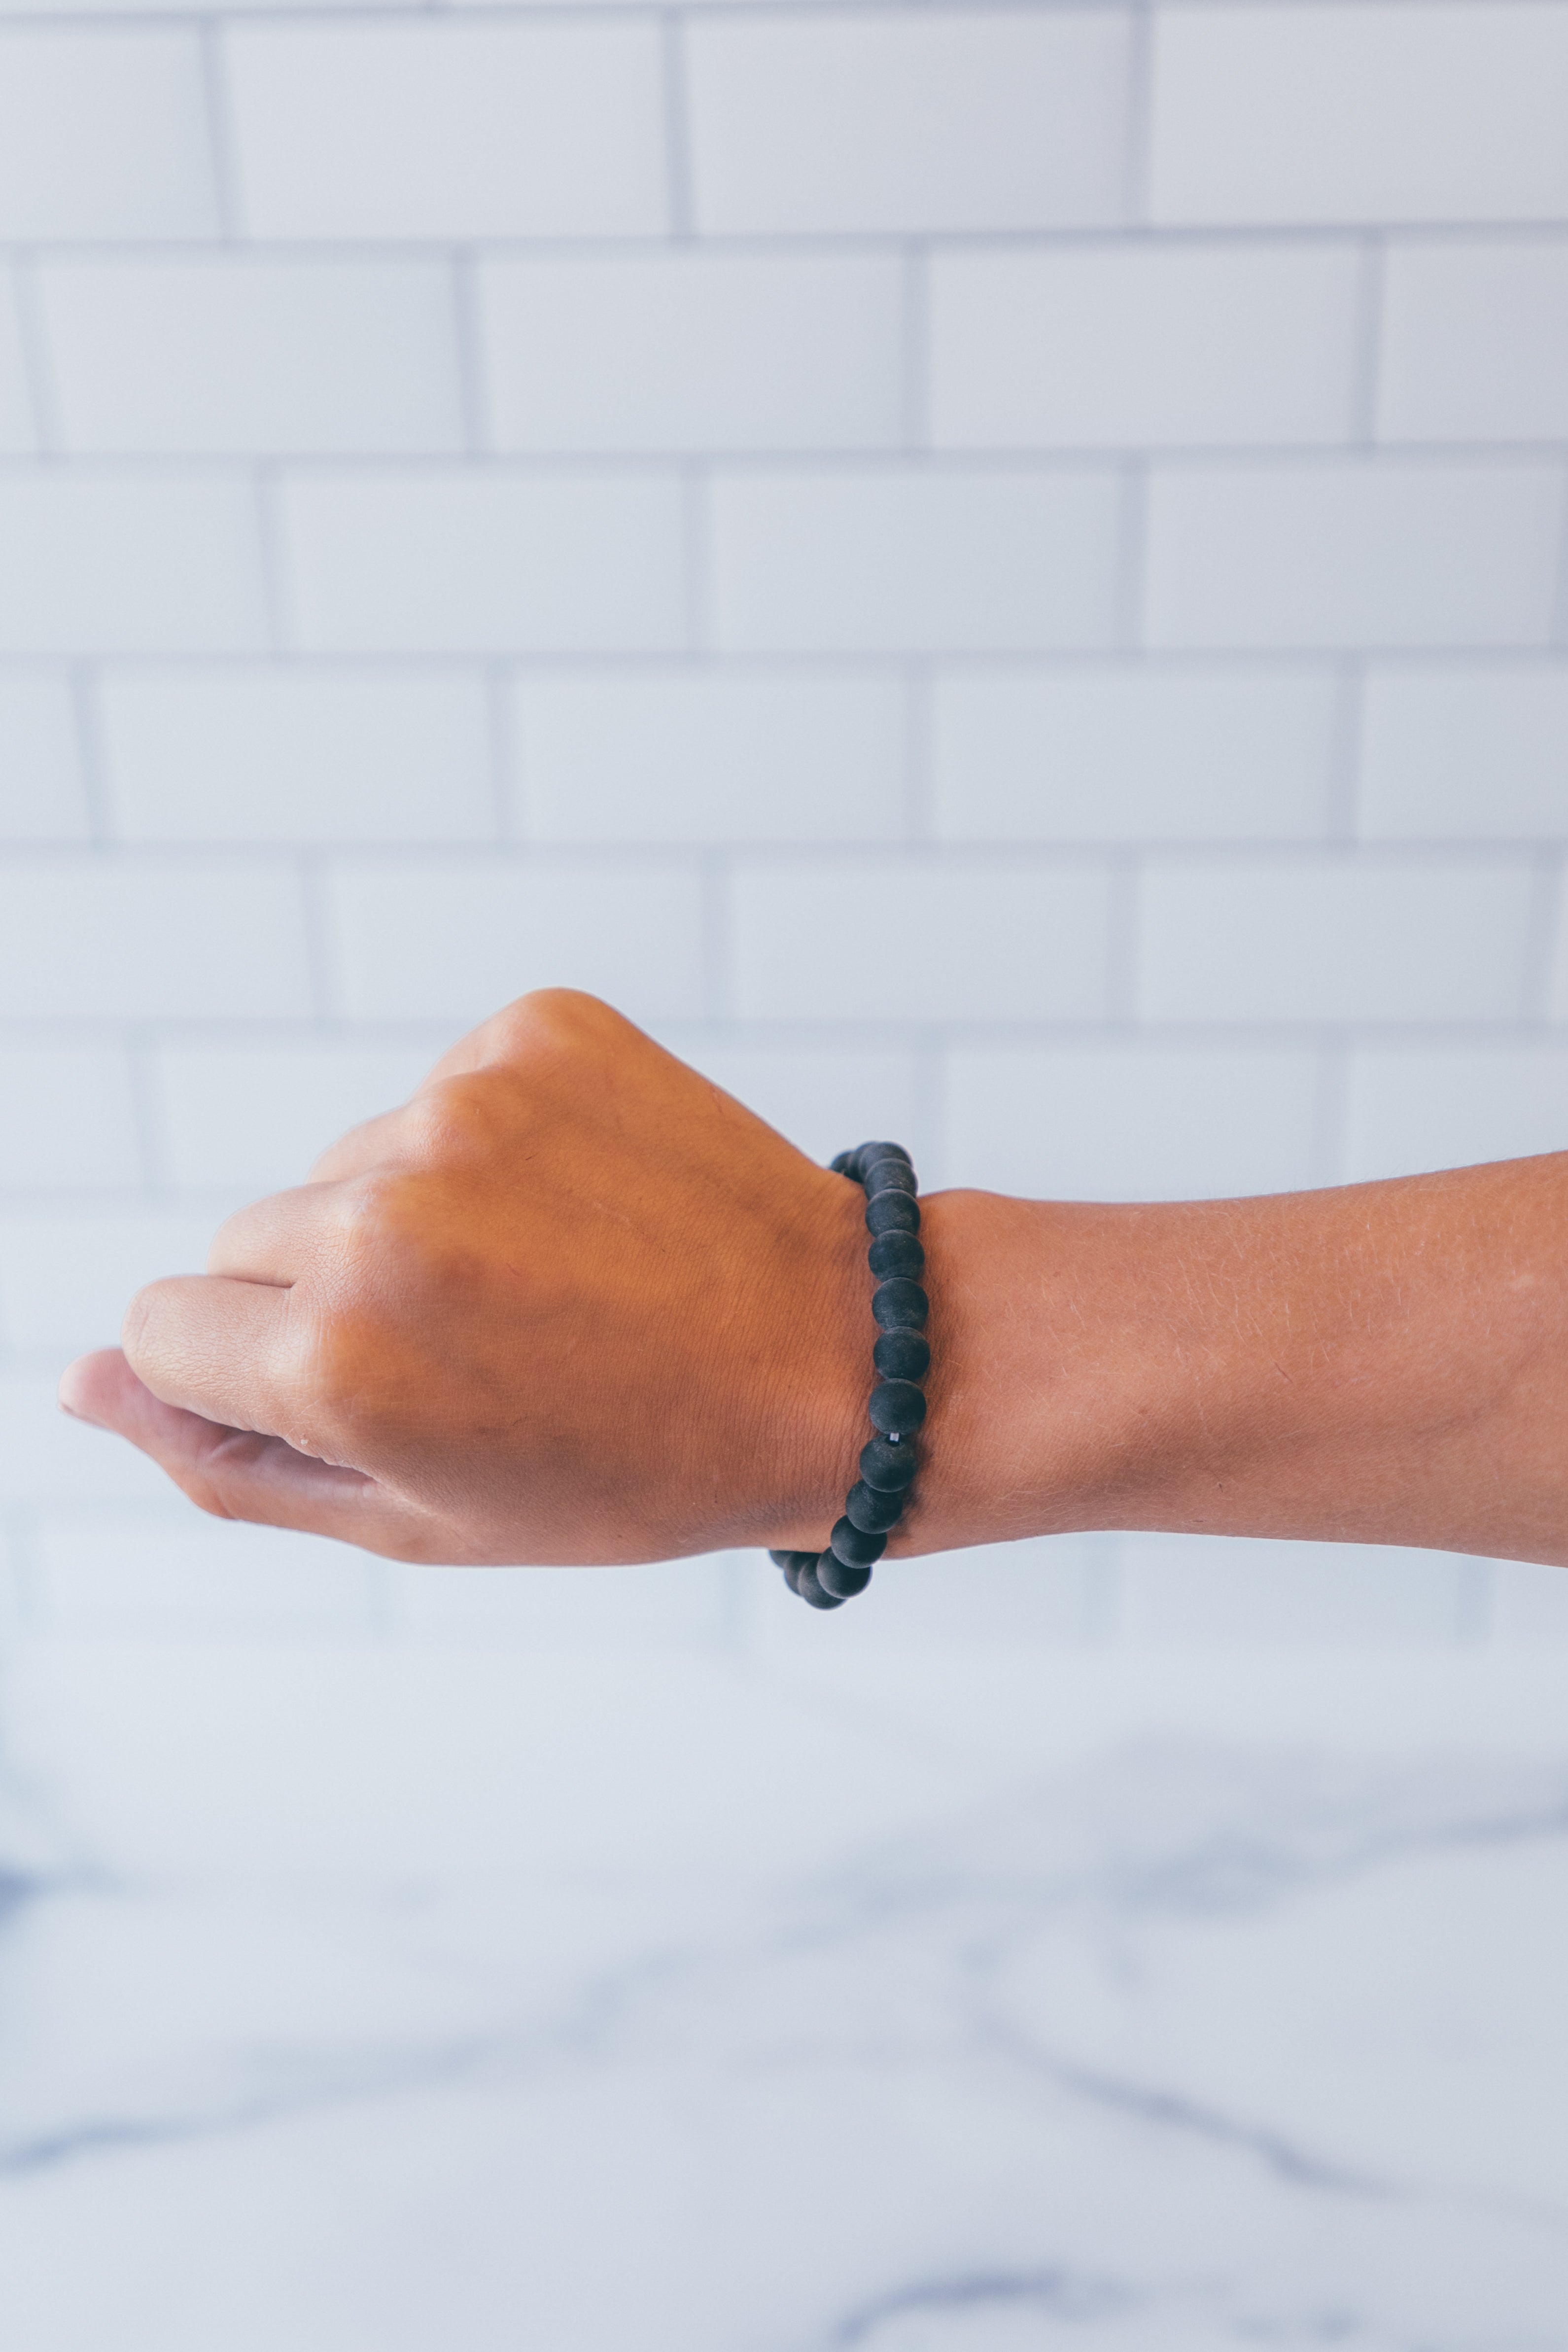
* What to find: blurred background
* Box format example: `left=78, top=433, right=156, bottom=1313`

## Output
left=2, top=0, right=1567, bottom=1653
left=5, top=7, right=1568, bottom=2347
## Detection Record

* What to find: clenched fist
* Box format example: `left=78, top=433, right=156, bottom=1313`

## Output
left=58, top=993, right=930, bottom=1566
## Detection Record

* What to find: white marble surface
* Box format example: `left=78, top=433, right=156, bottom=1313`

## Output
left=4, top=1632, right=1568, bottom=2350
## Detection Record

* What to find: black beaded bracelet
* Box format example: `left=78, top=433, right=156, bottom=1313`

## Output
left=769, top=1140, right=928, bottom=1611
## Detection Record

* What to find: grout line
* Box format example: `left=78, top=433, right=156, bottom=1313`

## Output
left=1552, top=463, right=1568, bottom=648
left=700, top=849, right=731, bottom=1022
left=1113, top=458, right=1149, bottom=653
left=450, top=249, right=490, bottom=457
left=198, top=21, right=245, bottom=244
left=1521, top=851, right=1562, bottom=1023
left=1350, top=233, right=1386, bottom=447
left=297, top=855, right=340, bottom=1022
left=661, top=9, right=695, bottom=242
left=1309, top=1043, right=1349, bottom=1189
left=682, top=462, right=711, bottom=654
left=1324, top=658, right=1364, bottom=843
left=902, top=663, right=934, bottom=843
left=910, top=1029, right=945, bottom=1191
left=253, top=465, right=294, bottom=655
left=900, top=243, right=929, bottom=454
left=1105, top=853, right=1140, bottom=1024
left=10, top=254, right=62, bottom=458
left=1121, top=0, right=1155, bottom=230
left=126, top=1031, right=173, bottom=1194
left=66, top=664, right=113, bottom=845
left=485, top=660, right=518, bottom=840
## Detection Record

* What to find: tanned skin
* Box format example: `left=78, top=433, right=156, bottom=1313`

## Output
left=58, top=990, right=1568, bottom=1574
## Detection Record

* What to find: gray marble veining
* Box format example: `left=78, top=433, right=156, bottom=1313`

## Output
left=3, top=1642, right=1568, bottom=2350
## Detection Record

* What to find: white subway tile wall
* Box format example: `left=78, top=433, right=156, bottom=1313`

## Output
left=0, top=1, right=1565, bottom=1656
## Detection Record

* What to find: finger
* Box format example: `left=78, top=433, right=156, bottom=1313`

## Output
left=309, top=1107, right=408, bottom=1186
left=60, top=1350, right=427, bottom=1556
left=207, top=1183, right=333, bottom=1283
left=122, top=1273, right=305, bottom=1438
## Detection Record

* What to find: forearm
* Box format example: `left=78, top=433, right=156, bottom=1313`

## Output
left=891, top=1155, right=1568, bottom=1570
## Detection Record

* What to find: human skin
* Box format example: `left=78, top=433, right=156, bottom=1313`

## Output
left=58, top=988, right=1568, bottom=1572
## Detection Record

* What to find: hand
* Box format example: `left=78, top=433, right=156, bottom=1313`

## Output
left=58, top=992, right=883, bottom=1565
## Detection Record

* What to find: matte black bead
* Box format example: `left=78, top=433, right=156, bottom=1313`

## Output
left=770, top=1549, right=809, bottom=1593
left=866, top=1190, right=921, bottom=1238
left=817, top=1550, right=872, bottom=1601
left=860, top=1435, right=918, bottom=1491
left=795, top=1556, right=845, bottom=1609
left=846, top=1478, right=905, bottom=1533
left=869, top=1380, right=927, bottom=1437
left=872, top=1279, right=929, bottom=1332
left=861, top=1156, right=917, bottom=1196
left=830, top=1516, right=886, bottom=1568
left=868, top=1231, right=924, bottom=1281
left=852, top=1141, right=910, bottom=1181
left=829, top=1151, right=856, bottom=1177
left=873, top=1327, right=930, bottom=1382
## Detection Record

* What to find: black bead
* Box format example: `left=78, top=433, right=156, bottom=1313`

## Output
left=869, top=1379, right=927, bottom=1437
left=872, top=1279, right=929, bottom=1332
left=846, top=1479, right=905, bottom=1533
left=861, top=1155, right=917, bottom=1196
left=873, top=1327, right=930, bottom=1382
left=868, top=1231, right=924, bottom=1281
left=860, top=1435, right=918, bottom=1491
left=852, top=1141, right=911, bottom=1181
left=817, top=1550, right=872, bottom=1600
left=830, top=1516, right=886, bottom=1568
left=866, top=1190, right=920, bottom=1238
left=770, top=1549, right=809, bottom=1593
left=795, top=1556, right=845, bottom=1609
left=829, top=1151, right=856, bottom=1177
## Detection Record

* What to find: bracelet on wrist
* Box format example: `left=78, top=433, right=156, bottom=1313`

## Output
left=769, top=1140, right=928, bottom=1611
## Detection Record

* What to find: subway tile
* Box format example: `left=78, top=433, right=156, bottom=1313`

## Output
left=930, top=244, right=1359, bottom=450
left=932, top=666, right=1335, bottom=843
left=688, top=10, right=1130, bottom=234
left=711, top=469, right=1121, bottom=655
left=481, top=253, right=902, bottom=455
left=152, top=1041, right=436, bottom=1193
left=943, top=1044, right=1322, bottom=1202
left=41, top=261, right=465, bottom=457
left=1359, top=666, right=1568, bottom=840
left=0, top=1209, right=219, bottom=1352
left=732, top=857, right=1112, bottom=1022
left=0, top=29, right=216, bottom=239
left=1119, top=1533, right=1471, bottom=1649
left=0, top=675, right=89, bottom=841
left=514, top=669, right=905, bottom=845
left=1378, top=241, right=1568, bottom=444
left=670, top=1041, right=921, bottom=1174
left=32, top=1506, right=382, bottom=1639
left=1136, top=856, right=1535, bottom=1024
left=0, top=478, right=268, bottom=656
left=1144, top=461, right=1564, bottom=650
left=0, top=274, right=34, bottom=453
left=1342, top=1046, right=1568, bottom=1185
left=281, top=473, right=686, bottom=655
left=0, top=1046, right=141, bottom=1191
left=0, top=862, right=313, bottom=1019
left=228, top=20, right=665, bottom=240
left=326, top=857, right=706, bottom=1025
left=1150, top=5, right=1568, bottom=227
left=99, top=668, right=494, bottom=844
